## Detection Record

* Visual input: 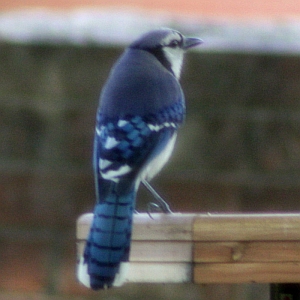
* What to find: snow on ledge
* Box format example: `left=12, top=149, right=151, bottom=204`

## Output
left=0, top=8, right=300, bottom=54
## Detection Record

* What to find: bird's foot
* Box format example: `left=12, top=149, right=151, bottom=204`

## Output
left=142, top=180, right=172, bottom=215
left=146, top=202, right=169, bottom=219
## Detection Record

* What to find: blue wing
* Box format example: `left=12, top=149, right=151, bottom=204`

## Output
left=94, top=101, right=185, bottom=196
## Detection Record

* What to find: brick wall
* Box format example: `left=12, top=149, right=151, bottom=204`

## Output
left=0, top=42, right=300, bottom=298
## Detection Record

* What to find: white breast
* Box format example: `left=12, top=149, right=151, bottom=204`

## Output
left=162, top=47, right=184, bottom=79
left=139, top=133, right=177, bottom=182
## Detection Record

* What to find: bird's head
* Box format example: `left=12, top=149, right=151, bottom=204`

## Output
left=130, top=28, right=203, bottom=79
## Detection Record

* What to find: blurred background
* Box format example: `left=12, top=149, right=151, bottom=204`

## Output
left=0, top=0, right=300, bottom=299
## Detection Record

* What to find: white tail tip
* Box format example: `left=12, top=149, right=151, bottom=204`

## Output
left=113, top=262, right=129, bottom=287
left=77, top=256, right=91, bottom=288
left=77, top=256, right=129, bottom=289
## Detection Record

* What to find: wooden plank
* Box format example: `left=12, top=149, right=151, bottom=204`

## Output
left=194, top=242, right=242, bottom=263
left=194, top=241, right=300, bottom=263
left=132, top=213, right=196, bottom=241
left=78, top=213, right=300, bottom=241
left=193, top=214, right=300, bottom=241
left=79, top=239, right=300, bottom=264
left=77, top=243, right=191, bottom=283
left=77, top=240, right=85, bottom=258
left=126, top=262, right=192, bottom=283
left=194, top=262, right=300, bottom=283
left=130, top=241, right=192, bottom=262
left=77, top=240, right=192, bottom=262
left=77, top=213, right=196, bottom=241
left=76, top=213, right=93, bottom=240
left=77, top=213, right=300, bottom=285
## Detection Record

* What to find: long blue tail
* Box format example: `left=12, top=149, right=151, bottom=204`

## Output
left=82, top=188, right=135, bottom=289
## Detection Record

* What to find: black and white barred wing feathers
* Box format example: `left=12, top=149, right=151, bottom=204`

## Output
left=95, top=102, right=184, bottom=187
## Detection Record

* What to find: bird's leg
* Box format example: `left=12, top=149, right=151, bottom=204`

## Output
left=146, top=202, right=162, bottom=220
left=142, top=180, right=172, bottom=214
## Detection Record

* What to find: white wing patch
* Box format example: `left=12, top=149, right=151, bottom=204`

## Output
left=147, top=122, right=177, bottom=132
left=117, top=119, right=129, bottom=127
left=96, top=119, right=135, bottom=182
left=96, top=126, right=103, bottom=136
left=104, top=136, right=119, bottom=149
left=96, top=119, right=177, bottom=182
left=101, top=164, right=132, bottom=180
left=99, top=159, right=113, bottom=170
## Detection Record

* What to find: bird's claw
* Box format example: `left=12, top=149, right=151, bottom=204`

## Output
left=142, top=180, right=173, bottom=217
left=147, top=202, right=172, bottom=219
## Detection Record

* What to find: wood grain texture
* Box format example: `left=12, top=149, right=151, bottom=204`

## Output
left=130, top=241, right=192, bottom=262
left=194, top=241, right=300, bottom=263
left=193, top=214, right=300, bottom=241
left=67, top=241, right=191, bottom=262
left=77, top=213, right=300, bottom=284
left=77, top=213, right=196, bottom=241
left=126, top=262, right=192, bottom=283
left=78, top=213, right=300, bottom=242
left=194, top=262, right=300, bottom=283
left=131, top=213, right=196, bottom=241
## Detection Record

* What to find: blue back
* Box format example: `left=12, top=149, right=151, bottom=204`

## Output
left=83, top=45, right=185, bottom=290
left=100, top=48, right=184, bottom=117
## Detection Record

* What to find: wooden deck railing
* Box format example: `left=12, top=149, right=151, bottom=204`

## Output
left=77, top=213, right=300, bottom=299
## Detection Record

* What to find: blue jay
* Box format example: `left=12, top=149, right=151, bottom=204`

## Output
left=77, top=28, right=202, bottom=290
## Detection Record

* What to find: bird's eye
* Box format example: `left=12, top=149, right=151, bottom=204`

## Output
left=169, top=40, right=180, bottom=48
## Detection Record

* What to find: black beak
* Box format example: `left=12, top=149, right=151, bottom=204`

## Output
left=183, top=37, right=203, bottom=50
